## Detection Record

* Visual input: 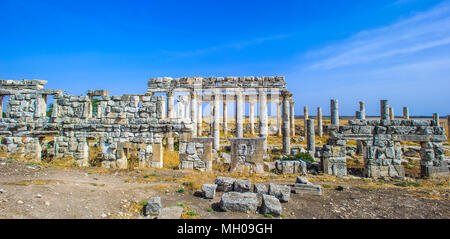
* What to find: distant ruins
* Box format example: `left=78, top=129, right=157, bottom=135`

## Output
left=0, top=78, right=448, bottom=178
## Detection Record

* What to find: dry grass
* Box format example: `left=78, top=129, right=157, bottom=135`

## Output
left=4, top=179, right=63, bottom=186
left=163, top=149, right=180, bottom=170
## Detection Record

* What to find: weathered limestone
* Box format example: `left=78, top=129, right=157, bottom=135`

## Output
left=282, top=91, right=291, bottom=154
left=403, top=107, right=409, bottom=119
left=277, top=102, right=282, bottom=137
left=290, top=100, right=295, bottom=137
left=215, top=176, right=236, bottom=192
left=219, top=192, right=259, bottom=212
left=306, top=119, right=315, bottom=155
left=235, top=90, right=244, bottom=138
left=197, top=101, right=203, bottom=136
left=202, top=184, right=217, bottom=199
left=331, top=99, right=339, bottom=125
left=145, top=197, right=162, bottom=216
left=234, top=179, right=252, bottom=193
left=259, top=89, right=268, bottom=152
left=389, top=107, right=395, bottom=120
left=190, top=90, right=198, bottom=136
left=249, top=100, right=255, bottom=135
left=380, top=100, right=389, bottom=120
left=223, top=101, right=228, bottom=135
left=212, top=91, right=220, bottom=150
left=356, top=111, right=363, bottom=120
left=261, top=194, right=282, bottom=217
left=359, top=101, right=366, bottom=119
left=230, top=138, right=265, bottom=173
left=319, top=99, right=448, bottom=178
left=268, top=183, right=290, bottom=202
left=433, top=113, right=439, bottom=126
left=275, top=160, right=306, bottom=175
left=303, top=106, right=309, bottom=136
left=179, top=137, right=213, bottom=171
left=317, top=107, right=323, bottom=137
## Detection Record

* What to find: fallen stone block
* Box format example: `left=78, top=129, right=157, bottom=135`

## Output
left=268, top=183, right=290, bottom=202
left=261, top=194, right=282, bottom=217
left=145, top=197, right=161, bottom=216
left=292, top=183, right=322, bottom=196
left=234, top=179, right=252, bottom=192
left=254, top=183, right=267, bottom=195
left=215, top=176, right=236, bottom=192
left=202, top=184, right=217, bottom=199
left=219, top=192, right=259, bottom=213
left=157, top=206, right=184, bottom=219
left=295, top=176, right=312, bottom=185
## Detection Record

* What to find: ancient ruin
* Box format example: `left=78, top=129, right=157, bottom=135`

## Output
left=0, top=78, right=448, bottom=180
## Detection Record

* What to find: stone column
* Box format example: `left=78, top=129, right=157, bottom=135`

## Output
left=331, top=99, right=339, bottom=125
left=190, top=90, right=198, bottom=136
left=235, top=90, right=244, bottom=138
left=185, top=96, right=189, bottom=119
left=282, top=91, right=291, bottom=154
left=259, top=89, right=268, bottom=152
left=448, top=115, right=450, bottom=138
left=359, top=101, right=366, bottom=119
left=167, top=91, right=174, bottom=118
left=433, top=113, right=439, bottom=126
left=223, top=101, right=228, bottom=135
left=213, top=91, right=220, bottom=150
left=197, top=98, right=203, bottom=136
left=0, top=96, right=3, bottom=119
left=277, top=102, right=282, bottom=137
left=250, top=100, right=255, bottom=135
left=356, top=111, right=363, bottom=119
left=317, top=107, right=323, bottom=137
left=303, top=106, right=309, bottom=136
left=210, top=100, right=214, bottom=135
left=403, top=107, right=409, bottom=119
left=380, top=100, right=389, bottom=120
left=389, top=107, right=395, bottom=120
left=306, top=119, right=315, bottom=154
left=290, top=100, right=295, bottom=136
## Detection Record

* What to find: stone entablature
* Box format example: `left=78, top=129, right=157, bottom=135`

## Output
left=147, top=76, right=286, bottom=92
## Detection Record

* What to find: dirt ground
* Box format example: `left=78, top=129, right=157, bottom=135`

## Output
left=0, top=157, right=448, bottom=219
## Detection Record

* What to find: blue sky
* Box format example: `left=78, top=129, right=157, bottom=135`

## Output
left=1, top=0, right=449, bottom=116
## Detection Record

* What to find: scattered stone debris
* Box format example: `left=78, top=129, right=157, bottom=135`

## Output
left=292, top=176, right=322, bottom=195
left=233, top=179, right=252, bottom=193
left=268, top=183, right=291, bottom=202
left=261, top=194, right=282, bottom=217
left=202, top=184, right=217, bottom=199
left=145, top=197, right=162, bottom=216
left=157, top=206, right=184, bottom=219
left=219, top=192, right=259, bottom=213
left=215, top=176, right=236, bottom=192
left=254, top=183, right=268, bottom=195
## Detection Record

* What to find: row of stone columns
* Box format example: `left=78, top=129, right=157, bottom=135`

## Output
left=164, top=89, right=295, bottom=153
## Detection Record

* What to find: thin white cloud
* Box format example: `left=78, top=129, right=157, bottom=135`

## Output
left=160, top=34, right=290, bottom=58
left=307, top=1, right=450, bottom=70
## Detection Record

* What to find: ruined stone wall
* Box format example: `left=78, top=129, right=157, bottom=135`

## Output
left=320, top=118, right=447, bottom=178
left=230, top=138, right=265, bottom=173
left=0, top=80, right=192, bottom=169
left=179, top=137, right=213, bottom=171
